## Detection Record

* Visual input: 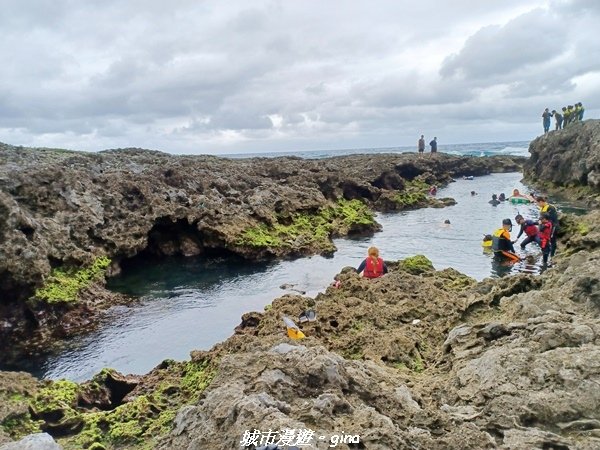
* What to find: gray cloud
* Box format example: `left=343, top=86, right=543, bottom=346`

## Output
left=440, top=9, right=561, bottom=81
left=0, top=0, right=599, bottom=154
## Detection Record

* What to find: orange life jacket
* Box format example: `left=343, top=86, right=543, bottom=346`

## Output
left=363, top=257, right=384, bottom=278
left=539, top=222, right=553, bottom=248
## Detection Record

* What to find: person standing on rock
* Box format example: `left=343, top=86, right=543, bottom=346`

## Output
left=356, top=246, right=388, bottom=278
left=542, top=108, right=552, bottom=133
left=536, top=196, right=559, bottom=258
left=552, top=110, right=563, bottom=130
left=567, top=105, right=575, bottom=125
left=562, top=106, right=569, bottom=128
left=429, top=137, right=437, bottom=153
left=538, top=213, right=553, bottom=266
left=418, top=135, right=425, bottom=155
left=577, top=102, right=585, bottom=121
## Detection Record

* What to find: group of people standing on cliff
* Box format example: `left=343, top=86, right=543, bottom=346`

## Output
left=542, top=103, right=585, bottom=133
left=417, top=135, right=437, bottom=154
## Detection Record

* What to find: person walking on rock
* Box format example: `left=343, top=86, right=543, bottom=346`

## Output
left=429, top=137, right=437, bottom=153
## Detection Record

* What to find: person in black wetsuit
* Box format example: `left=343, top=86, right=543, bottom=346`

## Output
left=492, top=219, right=519, bottom=261
left=489, top=194, right=500, bottom=206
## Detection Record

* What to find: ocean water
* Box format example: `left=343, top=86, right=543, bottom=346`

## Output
left=223, top=140, right=531, bottom=159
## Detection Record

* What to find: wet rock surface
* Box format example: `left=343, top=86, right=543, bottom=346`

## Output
left=0, top=142, right=523, bottom=360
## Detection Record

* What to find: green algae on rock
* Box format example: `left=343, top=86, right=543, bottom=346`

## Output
left=33, top=256, right=111, bottom=304
left=0, top=372, right=45, bottom=443
left=235, top=199, right=377, bottom=254
left=398, top=255, right=435, bottom=274
left=0, top=356, right=218, bottom=449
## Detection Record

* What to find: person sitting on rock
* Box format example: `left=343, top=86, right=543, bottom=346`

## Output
left=429, top=185, right=437, bottom=196
left=356, top=246, right=388, bottom=279
left=514, top=214, right=540, bottom=249
left=489, top=194, right=500, bottom=206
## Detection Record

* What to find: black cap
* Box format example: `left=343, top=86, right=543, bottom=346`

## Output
left=515, top=214, right=523, bottom=221
left=502, top=218, right=513, bottom=226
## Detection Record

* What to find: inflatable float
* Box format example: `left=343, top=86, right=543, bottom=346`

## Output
left=508, top=196, right=532, bottom=204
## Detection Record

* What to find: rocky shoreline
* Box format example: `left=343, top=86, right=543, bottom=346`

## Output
left=0, top=143, right=523, bottom=361
left=1, top=129, right=599, bottom=450
left=1, top=209, right=599, bottom=450
left=525, top=119, right=600, bottom=206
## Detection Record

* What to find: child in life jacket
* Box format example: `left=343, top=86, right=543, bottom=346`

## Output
left=356, top=246, right=388, bottom=278
left=539, top=213, right=553, bottom=266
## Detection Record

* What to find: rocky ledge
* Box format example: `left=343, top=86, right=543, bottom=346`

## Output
left=524, top=119, right=600, bottom=205
left=1, top=210, right=598, bottom=449
left=0, top=142, right=524, bottom=361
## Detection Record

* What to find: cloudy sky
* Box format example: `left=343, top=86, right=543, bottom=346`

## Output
left=1, top=0, right=599, bottom=155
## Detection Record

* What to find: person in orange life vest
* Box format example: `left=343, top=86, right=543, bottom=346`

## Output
left=356, top=246, right=388, bottom=278
left=492, top=218, right=519, bottom=261
left=536, top=196, right=559, bottom=257
left=539, top=213, right=553, bottom=266
left=514, top=214, right=540, bottom=249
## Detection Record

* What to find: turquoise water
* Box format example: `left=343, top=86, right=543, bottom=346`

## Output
left=14, top=171, right=564, bottom=381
